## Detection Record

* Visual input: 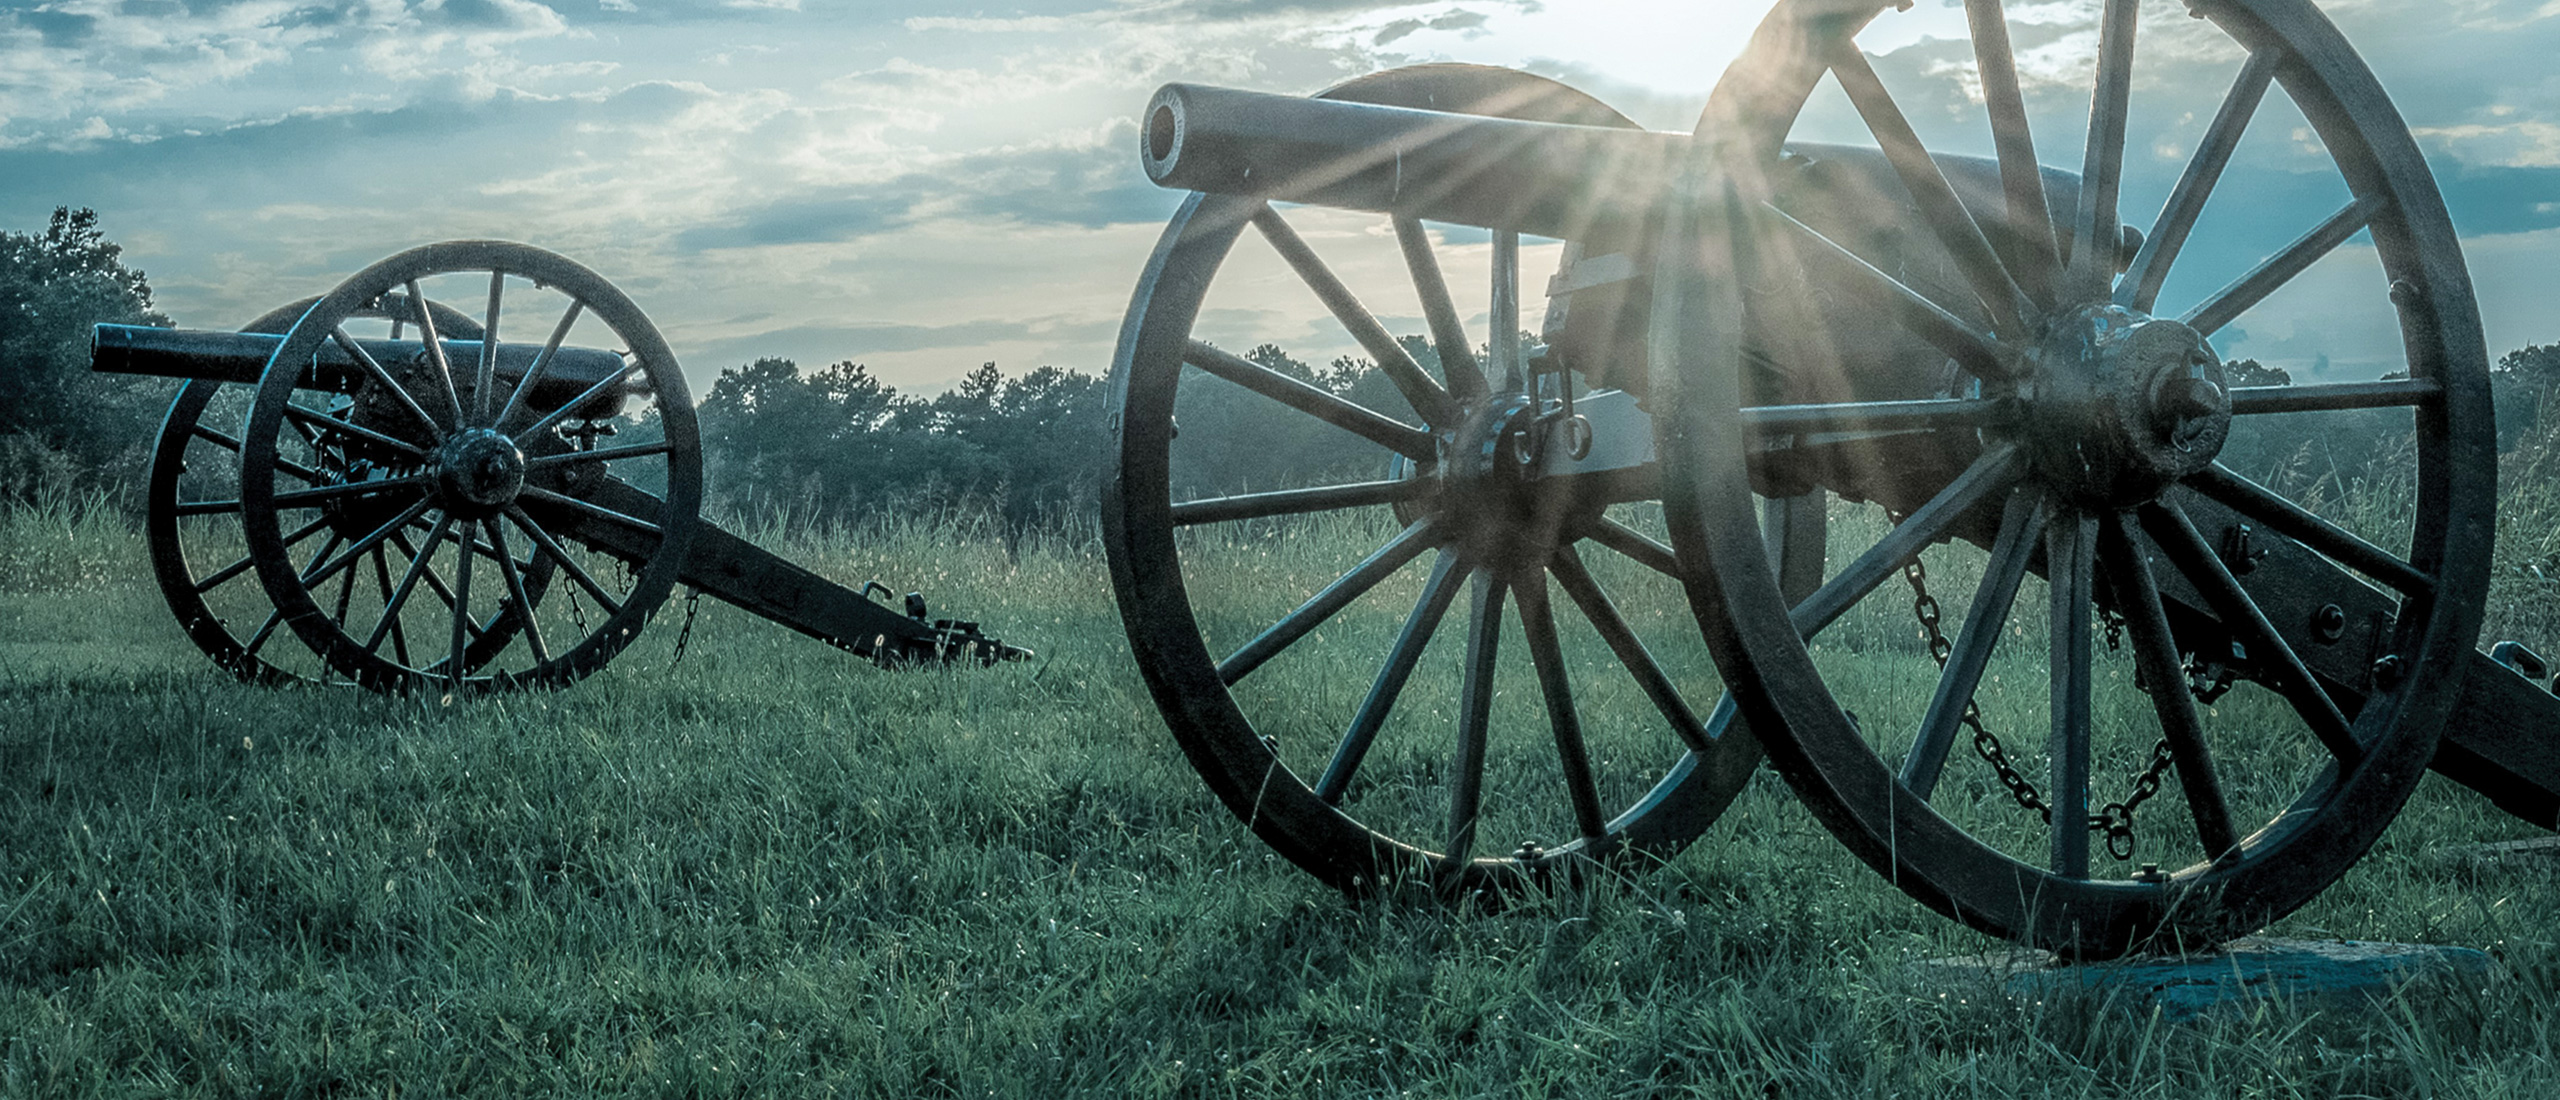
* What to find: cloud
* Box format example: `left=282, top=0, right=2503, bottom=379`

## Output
left=1373, top=8, right=1486, bottom=46
left=673, top=126, right=1183, bottom=250
left=687, top=314, right=1121, bottom=367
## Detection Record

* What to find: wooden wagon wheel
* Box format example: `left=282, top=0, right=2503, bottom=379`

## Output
left=1654, top=0, right=2493, bottom=955
left=1105, top=65, right=1824, bottom=894
left=237, top=241, right=702, bottom=692
left=144, top=295, right=556, bottom=684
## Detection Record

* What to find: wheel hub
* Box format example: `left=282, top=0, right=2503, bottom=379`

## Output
left=2019, top=305, right=2230, bottom=510
left=1432, top=395, right=1601, bottom=571
left=434, top=428, right=526, bottom=517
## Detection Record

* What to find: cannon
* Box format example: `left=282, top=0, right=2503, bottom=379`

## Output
left=1104, top=0, right=2560, bottom=957
left=95, top=240, right=1025, bottom=693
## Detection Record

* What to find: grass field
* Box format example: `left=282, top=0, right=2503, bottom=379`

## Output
left=6, top=467, right=2560, bottom=1098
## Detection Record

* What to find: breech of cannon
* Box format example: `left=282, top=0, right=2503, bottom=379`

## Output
left=91, top=324, right=634, bottom=421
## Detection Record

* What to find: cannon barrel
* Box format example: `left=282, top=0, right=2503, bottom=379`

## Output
left=1143, top=82, right=1691, bottom=241
left=91, top=324, right=635, bottom=419
left=1141, top=83, right=2093, bottom=261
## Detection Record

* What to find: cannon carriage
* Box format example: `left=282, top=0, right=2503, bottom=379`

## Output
left=1104, top=0, right=2560, bottom=956
left=94, top=240, right=1025, bottom=694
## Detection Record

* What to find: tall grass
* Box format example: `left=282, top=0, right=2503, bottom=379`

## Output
left=2, top=442, right=2558, bottom=1097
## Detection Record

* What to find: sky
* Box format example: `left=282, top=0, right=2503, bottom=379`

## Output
left=2, top=0, right=2555, bottom=398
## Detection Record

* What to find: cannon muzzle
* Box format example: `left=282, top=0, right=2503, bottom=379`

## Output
left=92, top=324, right=637, bottom=419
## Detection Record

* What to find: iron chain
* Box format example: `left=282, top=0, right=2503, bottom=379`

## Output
left=1904, top=559, right=2052, bottom=825
left=1903, top=558, right=2181, bottom=861
left=668, top=585, right=703, bottom=666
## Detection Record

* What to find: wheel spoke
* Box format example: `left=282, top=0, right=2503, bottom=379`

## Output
left=191, top=424, right=244, bottom=452
left=1515, top=568, right=1608, bottom=844
left=389, top=530, right=472, bottom=629
left=175, top=498, right=244, bottom=518
left=303, top=498, right=436, bottom=589
left=2099, top=513, right=2240, bottom=860
left=327, top=327, right=445, bottom=436
left=194, top=516, right=332, bottom=594
left=268, top=475, right=433, bottom=511
left=1902, top=484, right=2048, bottom=798
left=1172, top=478, right=1429, bottom=527
left=1182, top=340, right=1437, bottom=462
left=1315, top=549, right=1466, bottom=804
left=503, top=505, right=625, bottom=618
left=406, top=279, right=469, bottom=429
left=1550, top=546, right=1712, bottom=753
left=2045, top=508, right=2098, bottom=879
left=1217, top=519, right=1440, bottom=685
left=1966, top=0, right=2059, bottom=305
left=2140, top=500, right=2363, bottom=765
left=1743, top=396, right=2005, bottom=435
left=2181, top=193, right=2387, bottom=337
left=368, top=543, right=414, bottom=666
left=518, top=485, right=663, bottom=537
left=193, top=423, right=326, bottom=482
left=1394, top=217, right=1489, bottom=402
left=279, top=403, right=430, bottom=461
left=1251, top=206, right=1460, bottom=427
left=519, top=362, right=643, bottom=443
left=477, top=270, right=504, bottom=425
left=487, top=519, right=549, bottom=667
left=2228, top=378, right=2441, bottom=415
left=367, top=512, right=451, bottom=655
left=447, top=511, right=474, bottom=689
left=1445, top=568, right=1505, bottom=867
left=198, top=422, right=325, bottom=483
left=2065, top=0, right=2138, bottom=300
left=522, top=441, right=678, bottom=471
left=1586, top=517, right=1682, bottom=581
left=2120, top=51, right=2278, bottom=312
left=1759, top=203, right=2017, bottom=381
left=1489, top=230, right=1523, bottom=395
left=1793, top=445, right=2025, bottom=638
left=495, top=300, right=586, bottom=432
left=330, top=540, right=362, bottom=625
left=2189, top=464, right=2432, bottom=593
left=1829, top=45, right=2033, bottom=338
left=242, top=608, right=286, bottom=659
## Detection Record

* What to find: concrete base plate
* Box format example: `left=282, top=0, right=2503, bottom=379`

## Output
left=1918, top=937, right=2500, bottom=1023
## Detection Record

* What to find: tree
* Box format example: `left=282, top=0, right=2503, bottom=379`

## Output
left=0, top=207, right=171, bottom=499
left=2224, top=358, right=2291, bottom=387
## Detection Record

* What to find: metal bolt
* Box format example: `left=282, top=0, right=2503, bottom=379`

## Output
left=2312, top=603, right=2347, bottom=644
left=2132, top=863, right=2170, bottom=885
left=2372, top=654, right=2405, bottom=689
left=1514, top=841, right=1544, bottom=863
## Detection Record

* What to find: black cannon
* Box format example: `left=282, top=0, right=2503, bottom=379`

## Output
left=94, top=239, right=1025, bottom=693
left=1103, top=0, right=2560, bottom=957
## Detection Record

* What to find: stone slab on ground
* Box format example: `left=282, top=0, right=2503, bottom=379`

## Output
left=2440, top=836, right=2560, bottom=861
left=1918, top=938, right=2501, bottom=1023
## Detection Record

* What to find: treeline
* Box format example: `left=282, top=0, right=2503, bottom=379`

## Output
left=8, top=207, right=2560, bottom=540
left=690, top=338, right=1446, bottom=541
left=695, top=357, right=1107, bottom=540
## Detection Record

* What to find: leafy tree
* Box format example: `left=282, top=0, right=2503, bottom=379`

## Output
left=2224, top=358, right=2291, bottom=387
left=0, top=207, right=171, bottom=499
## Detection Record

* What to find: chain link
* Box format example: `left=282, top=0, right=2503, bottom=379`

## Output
left=668, top=585, right=703, bottom=666
left=1902, top=558, right=2183, bottom=862
left=1904, top=559, right=2053, bottom=824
